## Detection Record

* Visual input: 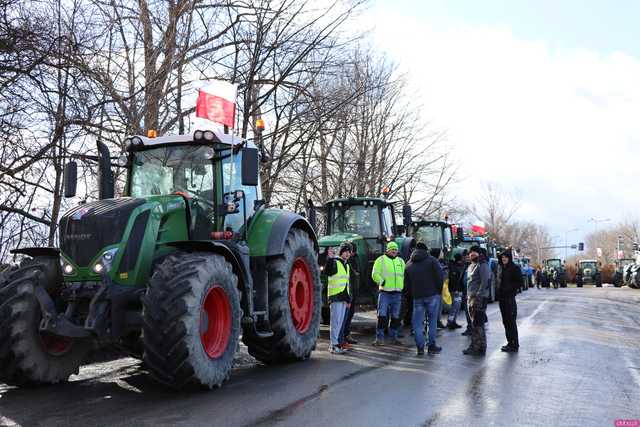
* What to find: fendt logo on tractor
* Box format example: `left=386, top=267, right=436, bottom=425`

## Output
left=0, top=129, right=321, bottom=390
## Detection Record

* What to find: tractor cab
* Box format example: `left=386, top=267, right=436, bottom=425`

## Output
left=407, top=220, right=463, bottom=262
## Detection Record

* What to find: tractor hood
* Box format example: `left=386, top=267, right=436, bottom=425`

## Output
left=60, top=198, right=146, bottom=267
left=58, top=195, right=188, bottom=284
left=318, top=232, right=363, bottom=247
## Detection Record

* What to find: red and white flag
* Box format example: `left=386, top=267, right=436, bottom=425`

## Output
left=471, top=222, right=486, bottom=235
left=195, top=80, right=237, bottom=128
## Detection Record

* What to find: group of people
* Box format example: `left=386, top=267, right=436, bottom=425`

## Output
left=325, top=241, right=522, bottom=356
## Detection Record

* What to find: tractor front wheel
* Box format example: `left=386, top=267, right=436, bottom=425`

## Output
left=243, top=228, right=321, bottom=364
left=142, top=252, right=241, bottom=390
left=0, top=262, right=90, bottom=386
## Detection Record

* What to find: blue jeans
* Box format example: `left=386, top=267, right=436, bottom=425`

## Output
left=448, top=291, right=463, bottom=323
left=376, top=291, right=402, bottom=340
left=330, top=301, right=347, bottom=347
left=412, top=295, right=440, bottom=350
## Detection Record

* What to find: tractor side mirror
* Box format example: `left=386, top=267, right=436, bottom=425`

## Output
left=402, top=203, right=412, bottom=227
left=456, top=226, right=464, bottom=242
left=307, top=199, right=317, bottom=232
left=97, top=141, right=114, bottom=199
left=63, top=161, right=78, bottom=198
left=241, top=147, right=259, bottom=186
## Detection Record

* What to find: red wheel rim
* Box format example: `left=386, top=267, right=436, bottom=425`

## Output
left=289, top=257, right=314, bottom=333
left=40, top=333, right=72, bottom=356
left=200, top=285, right=232, bottom=359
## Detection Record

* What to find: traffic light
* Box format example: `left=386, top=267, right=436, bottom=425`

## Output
left=578, top=242, right=584, bottom=251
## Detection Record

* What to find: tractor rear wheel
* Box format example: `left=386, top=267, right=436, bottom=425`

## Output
left=243, top=228, right=321, bottom=364
left=0, top=262, right=90, bottom=386
left=142, top=252, right=241, bottom=390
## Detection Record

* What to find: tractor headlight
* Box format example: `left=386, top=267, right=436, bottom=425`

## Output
left=60, top=257, right=76, bottom=276
left=92, top=248, right=118, bottom=274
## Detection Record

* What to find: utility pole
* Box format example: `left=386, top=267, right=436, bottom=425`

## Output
left=565, top=228, right=579, bottom=261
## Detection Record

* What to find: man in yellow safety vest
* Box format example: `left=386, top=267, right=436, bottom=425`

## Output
left=324, top=242, right=353, bottom=354
left=372, top=241, right=406, bottom=346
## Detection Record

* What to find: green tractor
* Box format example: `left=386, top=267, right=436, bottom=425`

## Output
left=543, top=258, right=566, bottom=288
left=317, top=197, right=412, bottom=323
left=0, top=130, right=321, bottom=390
left=576, top=259, right=601, bottom=287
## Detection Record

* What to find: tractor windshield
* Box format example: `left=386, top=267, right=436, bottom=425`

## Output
left=130, top=145, right=214, bottom=199
left=547, top=259, right=562, bottom=268
left=331, top=205, right=380, bottom=238
left=580, top=261, right=597, bottom=270
left=415, top=225, right=444, bottom=249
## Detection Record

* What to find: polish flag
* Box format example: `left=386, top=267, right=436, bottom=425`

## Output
left=195, top=80, right=237, bottom=128
left=471, top=222, right=486, bottom=235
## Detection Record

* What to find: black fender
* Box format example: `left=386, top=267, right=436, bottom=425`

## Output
left=265, top=212, right=318, bottom=256
left=10, top=247, right=60, bottom=258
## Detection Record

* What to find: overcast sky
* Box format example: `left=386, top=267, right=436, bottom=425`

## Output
left=364, top=0, right=640, bottom=250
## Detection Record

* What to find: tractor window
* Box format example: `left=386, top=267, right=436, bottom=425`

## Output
left=416, top=225, right=444, bottom=249
left=381, top=206, right=393, bottom=237
left=130, top=145, right=214, bottom=199
left=221, top=150, right=259, bottom=232
left=331, top=205, right=380, bottom=238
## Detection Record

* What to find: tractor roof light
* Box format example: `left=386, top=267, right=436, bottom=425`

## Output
left=194, top=130, right=204, bottom=140
left=147, top=129, right=157, bottom=138
left=203, top=130, right=215, bottom=141
left=256, top=118, right=265, bottom=130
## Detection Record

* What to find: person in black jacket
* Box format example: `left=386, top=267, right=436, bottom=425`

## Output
left=496, top=250, right=522, bottom=352
left=446, top=253, right=465, bottom=329
left=405, top=241, right=444, bottom=355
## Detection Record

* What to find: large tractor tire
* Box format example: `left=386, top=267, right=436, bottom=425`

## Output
left=0, top=262, right=90, bottom=386
left=243, top=228, right=321, bottom=364
left=142, top=252, right=241, bottom=390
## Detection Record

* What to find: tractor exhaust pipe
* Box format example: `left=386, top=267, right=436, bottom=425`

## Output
left=97, top=141, right=114, bottom=199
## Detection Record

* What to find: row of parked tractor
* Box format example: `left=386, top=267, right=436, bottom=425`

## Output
left=311, top=196, right=536, bottom=322
left=0, top=130, right=636, bottom=393
left=537, top=257, right=640, bottom=289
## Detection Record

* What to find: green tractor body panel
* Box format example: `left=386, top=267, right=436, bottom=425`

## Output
left=247, top=208, right=317, bottom=257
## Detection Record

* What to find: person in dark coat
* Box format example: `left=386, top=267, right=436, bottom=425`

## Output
left=405, top=241, right=444, bottom=355
left=446, top=253, right=465, bottom=329
left=496, top=250, right=522, bottom=352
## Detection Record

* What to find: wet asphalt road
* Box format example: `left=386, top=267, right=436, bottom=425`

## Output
left=1, top=287, right=639, bottom=427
